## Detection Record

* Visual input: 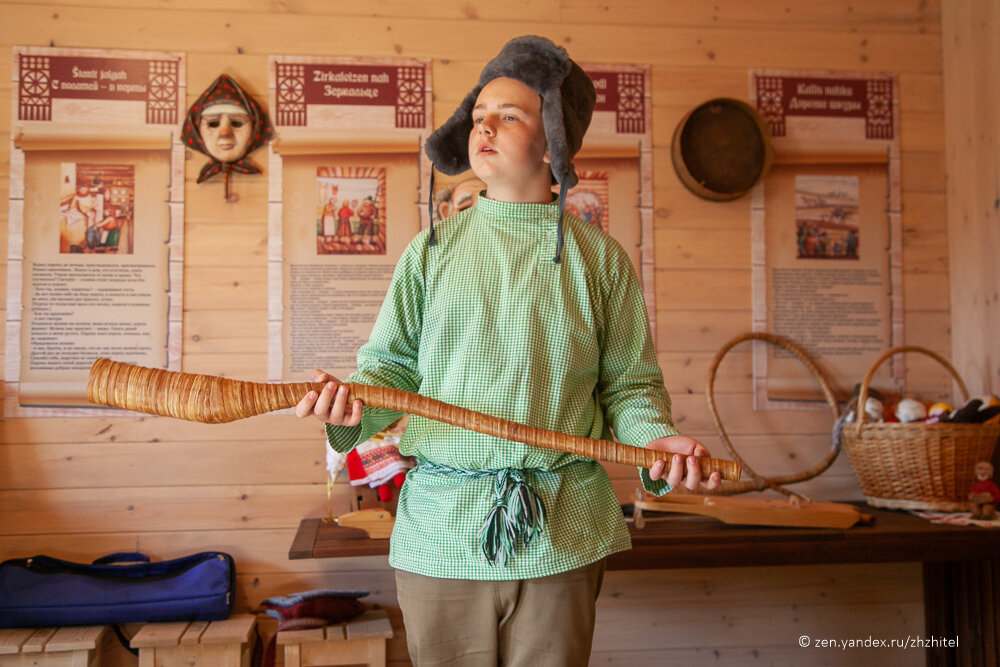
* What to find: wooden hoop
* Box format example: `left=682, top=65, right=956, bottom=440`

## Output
left=706, top=332, right=841, bottom=496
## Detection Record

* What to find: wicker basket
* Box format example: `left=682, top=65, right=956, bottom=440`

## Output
left=840, top=346, right=1000, bottom=511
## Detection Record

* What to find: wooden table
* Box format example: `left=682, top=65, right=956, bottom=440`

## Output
left=290, top=505, right=1000, bottom=666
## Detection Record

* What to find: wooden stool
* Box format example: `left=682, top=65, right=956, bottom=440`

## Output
left=130, top=615, right=256, bottom=667
left=0, top=626, right=107, bottom=667
left=276, top=609, right=393, bottom=667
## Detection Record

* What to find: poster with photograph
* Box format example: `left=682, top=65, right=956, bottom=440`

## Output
left=562, top=171, right=610, bottom=233
left=59, top=163, right=135, bottom=255
left=7, top=46, right=184, bottom=416
left=794, top=175, right=859, bottom=260
left=431, top=176, right=486, bottom=222
left=764, top=164, right=891, bottom=403
left=316, top=166, right=387, bottom=255
left=750, top=68, right=901, bottom=408
left=278, top=153, right=420, bottom=381
left=268, top=55, right=432, bottom=383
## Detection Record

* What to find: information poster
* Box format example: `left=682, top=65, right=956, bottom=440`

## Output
left=560, top=164, right=640, bottom=271
left=7, top=47, right=184, bottom=415
left=750, top=69, right=901, bottom=407
left=764, top=165, right=891, bottom=401
left=564, top=171, right=610, bottom=233
left=19, top=151, right=170, bottom=406
left=579, top=65, right=656, bottom=334
left=268, top=55, right=432, bottom=382
left=281, top=156, right=416, bottom=380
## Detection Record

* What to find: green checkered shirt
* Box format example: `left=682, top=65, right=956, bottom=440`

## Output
left=326, top=195, right=677, bottom=580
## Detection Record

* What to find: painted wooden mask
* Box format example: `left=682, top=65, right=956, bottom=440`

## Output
left=182, top=74, right=274, bottom=196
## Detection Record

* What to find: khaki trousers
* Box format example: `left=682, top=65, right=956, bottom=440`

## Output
left=395, top=560, right=606, bottom=666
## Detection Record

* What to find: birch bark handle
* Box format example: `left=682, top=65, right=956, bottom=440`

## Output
left=347, top=383, right=741, bottom=481
left=87, top=358, right=742, bottom=482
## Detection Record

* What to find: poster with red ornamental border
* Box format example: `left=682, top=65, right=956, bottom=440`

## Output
left=748, top=68, right=902, bottom=410
left=267, top=55, right=433, bottom=383
left=579, top=64, right=656, bottom=341
left=7, top=46, right=185, bottom=417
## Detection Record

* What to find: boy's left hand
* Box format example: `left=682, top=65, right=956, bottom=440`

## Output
left=645, top=435, right=722, bottom=492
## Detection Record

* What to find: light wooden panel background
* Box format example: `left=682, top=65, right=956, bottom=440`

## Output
left=942, top=0, right=1000, bottom=399
left=0, top=1, right=971, bottom=665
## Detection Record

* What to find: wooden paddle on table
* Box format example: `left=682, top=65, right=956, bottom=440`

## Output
left=86, top=358, right=742, bottom=482
left=633, top=492, right=872, bottom=529
left=332, top=509, right=394, bottom=538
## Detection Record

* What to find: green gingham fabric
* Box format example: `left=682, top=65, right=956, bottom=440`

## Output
left=326, top=195, right=678, bottom=580
left=417, top=460, right=548, bottom=567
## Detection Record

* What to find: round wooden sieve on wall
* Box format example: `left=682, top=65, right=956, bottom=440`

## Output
left=671, top=97, right=774, bottom=201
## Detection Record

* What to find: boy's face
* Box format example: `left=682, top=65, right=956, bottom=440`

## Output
left=468, top=77, right=551, bottom=201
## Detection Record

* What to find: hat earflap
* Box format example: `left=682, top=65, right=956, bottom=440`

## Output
left=541, top=86, right=577, bottom=190
left=425, top=88, right=479, bottom=176
left=541, top=87, right=576, bottom=263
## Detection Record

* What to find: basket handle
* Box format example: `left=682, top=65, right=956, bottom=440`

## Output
left=856, top=346, right=969, bottom=425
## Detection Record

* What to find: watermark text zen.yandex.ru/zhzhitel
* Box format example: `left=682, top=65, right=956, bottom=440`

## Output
left=799, top=635, right=959, bottom=650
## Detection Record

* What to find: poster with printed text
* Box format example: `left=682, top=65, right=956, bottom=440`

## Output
left=750, top=68, right=901, bottom=408
left=269, top=55, right=432, bottom=383
left=7, top=46, right=185, bottom=416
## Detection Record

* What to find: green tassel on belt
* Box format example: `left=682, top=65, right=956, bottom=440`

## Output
left=416, top=461, right=546, bottom=567
left=478, top=468, right=546, bottom=567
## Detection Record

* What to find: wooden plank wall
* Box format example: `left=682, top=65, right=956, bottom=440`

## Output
left=1, top=1, right=950, bottom=664
left=942, top=0, right=1000, bottom=399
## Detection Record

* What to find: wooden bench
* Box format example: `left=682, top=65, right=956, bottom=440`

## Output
left=0, top=626, right=107, bottom=667
left=129, top=614, right=256, bottom=667
left=276, top=609, right=393, bottom=667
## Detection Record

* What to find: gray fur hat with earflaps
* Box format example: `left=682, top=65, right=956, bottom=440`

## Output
left=424, top=35, right=596, bottom=262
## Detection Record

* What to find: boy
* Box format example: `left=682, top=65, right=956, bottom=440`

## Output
left=297, top=35, right=720, bottom=666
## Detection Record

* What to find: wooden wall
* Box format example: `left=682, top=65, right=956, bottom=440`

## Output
left=942, top=0, right=1000, bottom=399
left=1, top=1, right=954, bottom=664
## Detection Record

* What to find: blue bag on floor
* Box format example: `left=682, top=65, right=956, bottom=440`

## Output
left=0, top=552, right=235, bottom=627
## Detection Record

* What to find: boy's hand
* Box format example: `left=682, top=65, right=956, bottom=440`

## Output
left=645, top=435, right=722, bottom=492
left=294, top=369, right=363, bottom=426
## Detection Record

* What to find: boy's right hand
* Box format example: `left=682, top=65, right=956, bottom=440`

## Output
left=294, top=369, right=363, bottom=426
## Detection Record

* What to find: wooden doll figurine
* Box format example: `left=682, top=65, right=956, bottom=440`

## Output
left=968, top=461, right=1000, bottom=520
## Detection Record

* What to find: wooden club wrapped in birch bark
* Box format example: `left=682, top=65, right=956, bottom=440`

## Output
left=87, top=358, right=741, bottom=482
